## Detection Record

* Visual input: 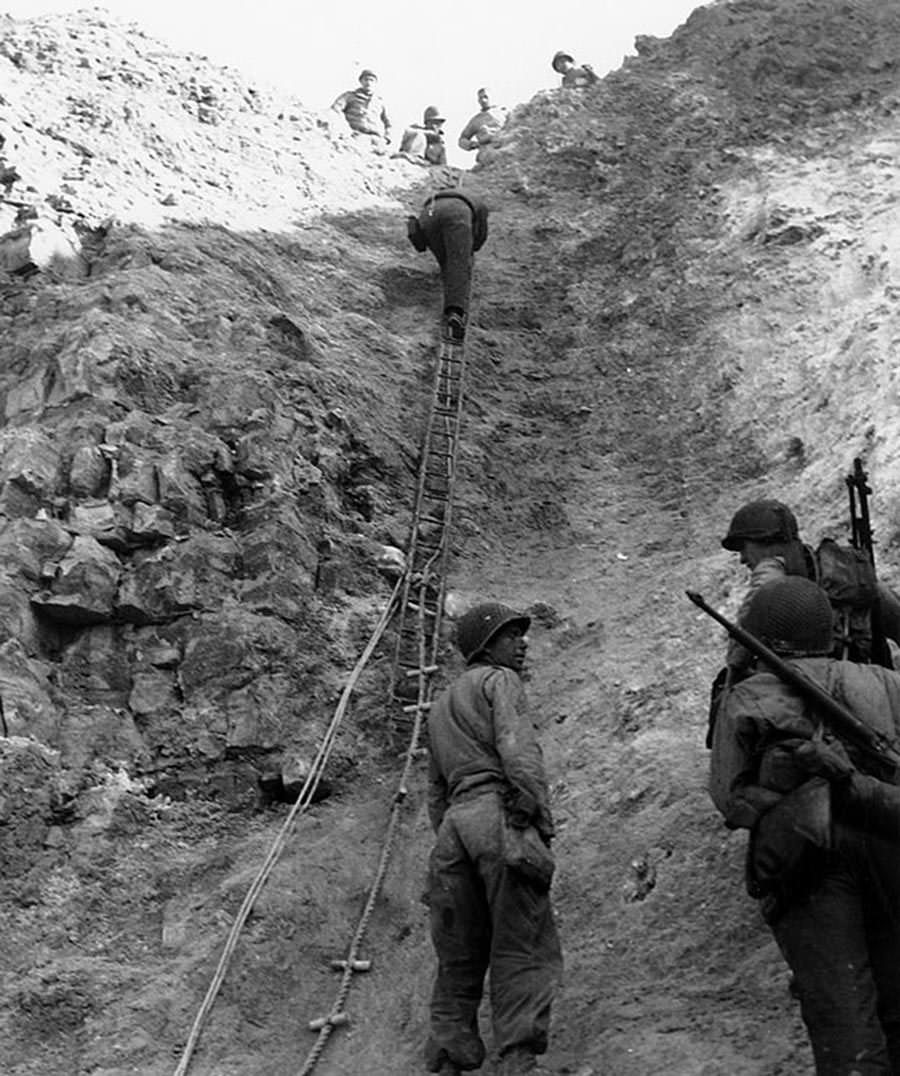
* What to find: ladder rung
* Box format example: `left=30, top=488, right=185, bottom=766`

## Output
left=405, top=664, right=438, bottom=678
left=407, top=602, right=438, bottom=616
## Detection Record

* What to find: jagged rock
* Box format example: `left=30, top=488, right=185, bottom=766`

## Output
left=0, top=515, right=72, bottom=582
left=0, top=584, right=43, bottom=651
left=56, top=704, right=149, bottom=782
left=224, top=673, right=297, bottom=748
left=128, top=668, right=178, bottom=720
left=0, top=428, right=62, bottom=515
left=68, top=499, right=127, bottom=547
left=31, top=534, right=121, bottom=624
left=68, top=443, right=110, bottom=498
left=0, top=737, right=63, bottom=878
left=115, top=532, right=240, bottom=624
left=0, top=638, right=60, bottom=740
left=128, top=501, right=176, bottom=544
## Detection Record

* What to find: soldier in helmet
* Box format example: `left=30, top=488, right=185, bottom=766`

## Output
left=424, top=602, right=563, bottom=1076
left=395, top=106, right=447, bottom=166
left=708, top=575, right=900, bottom=1075
left=720, top=499, right=812, bottom=675
left=720, top=498, right=900, bottom=676
left=550, top=50, right=598, bottom=89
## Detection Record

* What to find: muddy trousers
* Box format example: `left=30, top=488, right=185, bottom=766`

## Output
left=770, top=826, right=900, bottom=1075
left=419, top=199, right=474, bottom=316
left=425, top=795, right=563, bottom=1072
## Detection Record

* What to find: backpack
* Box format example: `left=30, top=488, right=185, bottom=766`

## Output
left=813, top=538, right=879, bottom=663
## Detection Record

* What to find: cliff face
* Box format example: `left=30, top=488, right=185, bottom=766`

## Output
left=1, top=3, right=898, bottom=1075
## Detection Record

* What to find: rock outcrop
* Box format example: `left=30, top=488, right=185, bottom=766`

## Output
left=3, top=3, right=900, bottom=1075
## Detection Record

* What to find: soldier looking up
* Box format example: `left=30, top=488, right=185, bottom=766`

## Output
left=708, top=576, right=900, bottom=1075
left=424, top=602, right=563, bottom=1076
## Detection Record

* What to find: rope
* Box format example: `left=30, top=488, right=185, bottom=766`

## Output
left=299, top=577, right=430, bottom=1076
left=171, top=574, right=405, bottom=1076
left=178, top=303, right=470, bottom=1076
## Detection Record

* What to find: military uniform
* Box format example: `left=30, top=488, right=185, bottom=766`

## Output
left=410, top=190, right=489, bottom=341
left=425, top=604, right=562, bottom=1075
left=710, top=577, right=900, bottom=1075
left=331, top=83, right=391, bottom=140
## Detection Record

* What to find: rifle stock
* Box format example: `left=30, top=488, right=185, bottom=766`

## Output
left=687, top=589, right=900, bottom=774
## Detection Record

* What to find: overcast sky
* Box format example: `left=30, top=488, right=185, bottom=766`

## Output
left=5, top=1, right=706, bottom=165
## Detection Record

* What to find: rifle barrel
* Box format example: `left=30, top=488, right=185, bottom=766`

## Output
left=686, top=589, right=900, bottom=770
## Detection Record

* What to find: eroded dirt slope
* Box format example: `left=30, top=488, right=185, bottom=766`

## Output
left=2, top=2, right=900, bottom=1075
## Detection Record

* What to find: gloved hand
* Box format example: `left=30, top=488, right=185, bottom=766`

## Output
left=792, top=738, right=855, bottom=784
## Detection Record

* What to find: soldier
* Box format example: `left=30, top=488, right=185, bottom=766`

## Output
left=457, top=87, right=508, bottom=162
left=550, top=50, right=599, bottom=89
left=425, top=602, right=563, bottom=1076
left=330, top=69, right=391, bottom=143
left=720, top=500, right=811, bottom=674
left=720, top=498, right=900, bottom=675
left=395, top=106, right=447, bottom=166
left=708, top=576, right=900, bottom=1075
left=406, top=184, right=489, bottom=343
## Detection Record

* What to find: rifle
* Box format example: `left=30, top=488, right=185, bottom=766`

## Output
left=846, top=457, right=893, bottom=668
left=687, top=589, right=900, bottom=777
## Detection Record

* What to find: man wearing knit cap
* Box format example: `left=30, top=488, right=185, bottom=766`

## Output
left=330, top=69, right=391, bottom=142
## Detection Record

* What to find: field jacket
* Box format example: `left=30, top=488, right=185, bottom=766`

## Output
left=428, top=661, right=553, bottom=839
left=710, top=657, right=900, bottom=832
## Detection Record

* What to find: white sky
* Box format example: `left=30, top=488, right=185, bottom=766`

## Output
left=3, top=1, right=706, bottom=166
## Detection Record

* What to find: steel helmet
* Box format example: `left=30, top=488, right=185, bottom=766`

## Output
left=456, top=602, right=531, bottom=663
left=423, top=105, right=445, bottom=125
left=721, top=500, right=799, bottom=551
left=743, top=577, right=834, bottom=657
left=552, top=50, right=574, bottom=72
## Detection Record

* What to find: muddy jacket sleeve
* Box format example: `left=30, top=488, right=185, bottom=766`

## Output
left=485, top=668, right=554, bottom=838
left=709, top=687, right=783, bottom=829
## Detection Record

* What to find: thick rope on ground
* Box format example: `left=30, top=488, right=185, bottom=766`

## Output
left=172, top=576, right=404, bottom=1076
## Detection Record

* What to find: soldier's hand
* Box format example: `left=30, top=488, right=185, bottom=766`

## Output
left=793, top=738, right=855, bottom=784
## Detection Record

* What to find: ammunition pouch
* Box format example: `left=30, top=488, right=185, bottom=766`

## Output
left=749, top=777, right=832, bottom=895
